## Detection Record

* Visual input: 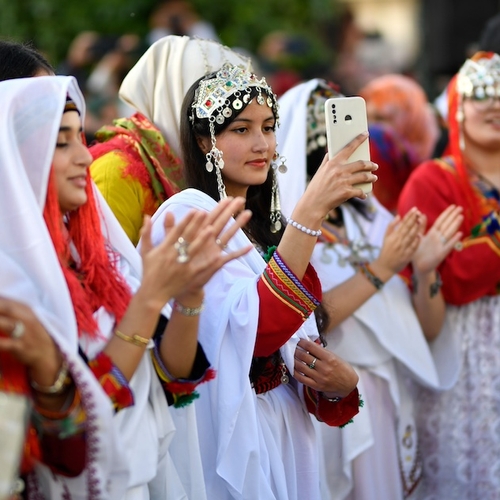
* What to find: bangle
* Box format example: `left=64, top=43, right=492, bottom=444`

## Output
left=286, top=218, right=322, bottom=237
left=173, top=300, right=204, bottom=317
left=114, top=329, right=149, bottom=347
left=429, top=271, right=443, bottom=298
left=30, top=359, right=72, bottom=395
left=359, top=262, right=384, bottom=290
left=320, top=392, right=342, bottom=403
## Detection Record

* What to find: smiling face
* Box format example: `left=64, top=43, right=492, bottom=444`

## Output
left=52, top=110, right=93, bottom=213
left=199, top=99, right=277, bottom=198
left=463, top=97, right=500, bottom=151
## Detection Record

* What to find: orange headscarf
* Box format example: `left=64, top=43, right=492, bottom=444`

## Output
left=360, top=74, right=439, bottom=163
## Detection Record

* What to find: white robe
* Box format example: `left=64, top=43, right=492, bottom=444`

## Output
left=311, top=201, right=460, bottom=500
left=150, top=188, right=323, bottom=500
left=0, top=76, right=204, bottom=500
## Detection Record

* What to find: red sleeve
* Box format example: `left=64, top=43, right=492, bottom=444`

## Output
left=398, top=159, right=500, bottom=305
left=254, top=251, right=322, bottom=357
left=304, top=386, right=361, bottom=427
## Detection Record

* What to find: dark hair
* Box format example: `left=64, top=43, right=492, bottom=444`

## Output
left=479, top=14, right=500, bottom=54
left=180, top=73, right=284, bottom=250
left=0, top=40, right=54, bottom=81
left=181, top=73, right=331, bottom=334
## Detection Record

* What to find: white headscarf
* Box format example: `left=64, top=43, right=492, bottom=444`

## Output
left=276, top=79, right=323, bottom=218
left=0, top=76, right=129, bottom=499
left=119, top=35, right=252, bottom=159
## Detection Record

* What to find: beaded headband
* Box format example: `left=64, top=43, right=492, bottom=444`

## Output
left=456, top=53, right=500, bottom=99
left=190, top=62, right=279, bottom=126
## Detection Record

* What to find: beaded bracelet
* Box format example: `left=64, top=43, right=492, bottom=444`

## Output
left=173, top=300, right=205, bottom=317
left=114, top=329, right=149, bottom=348
left=286, top=218, right=322, bottom=237
left=358, top=262, right=385, bottom=290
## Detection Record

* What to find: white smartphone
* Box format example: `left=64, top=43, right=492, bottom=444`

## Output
left=324, top=96, right=372, bottom=194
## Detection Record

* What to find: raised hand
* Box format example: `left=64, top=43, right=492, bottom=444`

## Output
left=372, top=207, right=422, bottom=280
left=412, top=204, right=464, bottom=275
left=138, top=197, right=252, bottom=308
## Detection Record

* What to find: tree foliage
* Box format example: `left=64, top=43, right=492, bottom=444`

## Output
left=0, top=0, right=339, bottom=68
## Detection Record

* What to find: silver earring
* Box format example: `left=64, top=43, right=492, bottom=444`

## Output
left=270, top=168, right=282, bottom=233
left=206, top=120, right=227, bottom=199
left=272, top=150, right=287, bottom=173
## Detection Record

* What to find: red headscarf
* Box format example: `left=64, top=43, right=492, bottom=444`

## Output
left=446, top=51, right=497, bottom=232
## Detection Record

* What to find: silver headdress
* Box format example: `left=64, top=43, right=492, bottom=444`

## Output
left=455, top=53, right=500, bottom=150
left=456, top=53, right=500, bottom=99
left=190, top=63, right=283, bottom=231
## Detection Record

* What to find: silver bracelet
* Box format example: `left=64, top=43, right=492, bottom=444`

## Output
left=320, top=392, right=342, bottom=403
left=173, top=300, right=205, bottom=317
left=286, top=218, right=322, bottom=237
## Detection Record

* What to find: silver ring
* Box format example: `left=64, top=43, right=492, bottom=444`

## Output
left=11, top=320, right=25, bottom=339
left=215, top=238, right=228, bottom=250
left=308, top=357, right=317, bottom=370
left=439, top=234, right=447, bottom=245
left=174, top=237, right=189, bottom=263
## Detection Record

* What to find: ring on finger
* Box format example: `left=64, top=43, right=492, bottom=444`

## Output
left=11, top=320, right=25, bottom=339
left=308, top=357, right=317, bottom=370
left=215, top=238, right=228, bottom=250
left=174, top=237, right=189, bottom=263
left=439, top=234, right=447, bottom=245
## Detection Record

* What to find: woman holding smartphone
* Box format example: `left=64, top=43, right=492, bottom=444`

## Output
left=277, top=78, right=463, bottom=500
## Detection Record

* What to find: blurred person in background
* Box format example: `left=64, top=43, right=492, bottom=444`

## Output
left=146, top=0, right=219, bottom=46
left=359, top=74, right=439, bottom=165
left=368, top=123, right=420, bottom=214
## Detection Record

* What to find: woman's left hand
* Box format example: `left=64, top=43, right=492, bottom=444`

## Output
left=293, top=338, right=358, bottom=398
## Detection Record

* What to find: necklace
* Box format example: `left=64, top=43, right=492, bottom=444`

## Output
left=319, top=206, right=379, bottom=267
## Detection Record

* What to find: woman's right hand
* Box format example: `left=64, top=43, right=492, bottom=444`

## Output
left=137, top=196, right=252, bottom=309
left=296, top=132, right=378, bottom=221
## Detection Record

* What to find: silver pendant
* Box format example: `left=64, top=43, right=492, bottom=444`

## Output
left=281, top=373, right=289, bottom=384
left=233, top=99, right=242, bottom=109
left=206, top=161, right=214, bottom=172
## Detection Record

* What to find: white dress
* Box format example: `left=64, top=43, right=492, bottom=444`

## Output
left=151, top=188, right=324, bottom=500
left=415, top=296, right=500, bottom=500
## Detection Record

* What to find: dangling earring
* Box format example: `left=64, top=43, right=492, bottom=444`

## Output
left=205, top=119, right=227, bottom=200
left=271, top=150, right=288, bottom=173
left=456, top=102, right=465, bottom=151
left=270, top=167, right=282, bottom=233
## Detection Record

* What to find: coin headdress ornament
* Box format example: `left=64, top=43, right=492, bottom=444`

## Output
left=456, top=53, right=500, bottom=99
left=189, top=63, right=284, bottom=232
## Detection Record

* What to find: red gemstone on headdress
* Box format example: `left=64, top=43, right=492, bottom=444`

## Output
left=206, top=99, right=213, bottom=107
